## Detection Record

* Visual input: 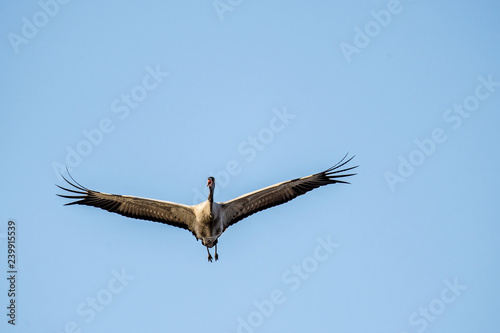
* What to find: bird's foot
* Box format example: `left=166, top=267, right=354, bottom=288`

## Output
left=207, top=254, right=213, bottom=262
left=215, top=253, right=218, bottom=261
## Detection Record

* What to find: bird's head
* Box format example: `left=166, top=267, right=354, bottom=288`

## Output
left=207, top=177, right=215, bottom=190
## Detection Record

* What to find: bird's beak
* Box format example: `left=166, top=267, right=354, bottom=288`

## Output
left=207, top=179, right=212, bottom=187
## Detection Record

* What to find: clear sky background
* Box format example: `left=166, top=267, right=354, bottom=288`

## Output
left=1, top=1, right=499, bottom=332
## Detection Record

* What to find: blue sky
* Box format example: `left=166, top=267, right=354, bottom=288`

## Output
left=1, top=1, right=500, bottom=332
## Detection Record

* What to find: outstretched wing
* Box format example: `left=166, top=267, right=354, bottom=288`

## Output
left=220, top=154, right=357, bottom=231
left=56, top=174, right=196, bottom=231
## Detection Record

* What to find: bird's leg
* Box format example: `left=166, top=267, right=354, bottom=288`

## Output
left=214, top=242, right=219, bottom=261
left=206, top=246, right=213, bottom=262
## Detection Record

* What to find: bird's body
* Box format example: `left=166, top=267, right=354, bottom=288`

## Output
left=57, top=155, right=357, bottom=262
left=193, top=200, right=222, bottom=247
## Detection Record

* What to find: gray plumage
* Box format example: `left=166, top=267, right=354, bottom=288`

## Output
left=57, top=154, right=357, bottom=262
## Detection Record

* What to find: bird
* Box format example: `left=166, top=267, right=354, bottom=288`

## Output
left=57, top=154, right=357, bottom=262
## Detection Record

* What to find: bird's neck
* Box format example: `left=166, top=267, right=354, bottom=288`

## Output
left=208, top=188, right=214, bottom=216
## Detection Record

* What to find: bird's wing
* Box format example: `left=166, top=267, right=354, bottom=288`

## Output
left=56, top=174, right=196, bottom=231
left=220, top=154, right=357, bottom=231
